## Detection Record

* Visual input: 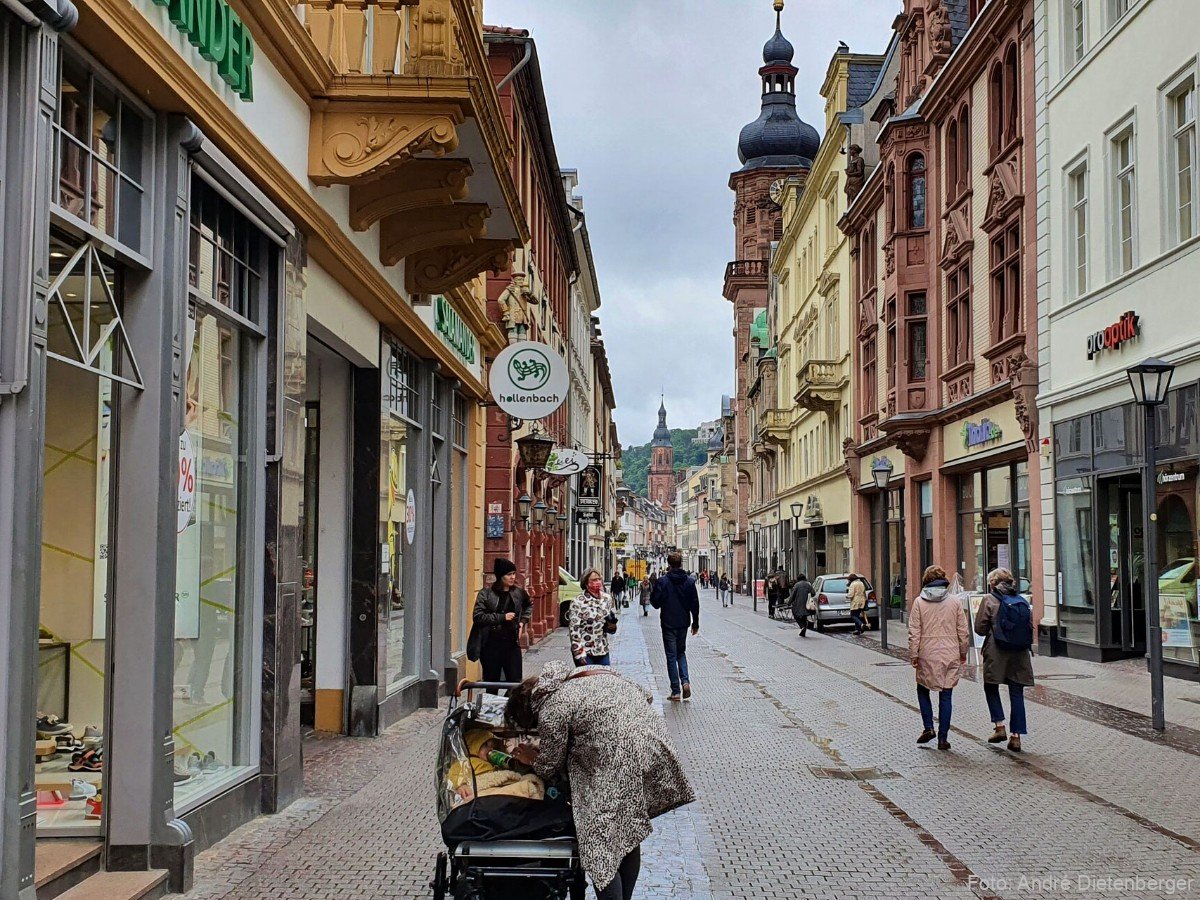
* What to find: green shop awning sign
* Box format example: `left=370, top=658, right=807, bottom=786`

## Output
left=152, top=0, right=255, bottom=101
left=434, top=295, right=477, bottom=365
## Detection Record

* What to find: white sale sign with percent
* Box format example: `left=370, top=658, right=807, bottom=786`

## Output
left=178, top=431, right=197, bottom=534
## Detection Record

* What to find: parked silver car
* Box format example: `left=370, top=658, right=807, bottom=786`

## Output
left=811, top=574, right=879, bottom=631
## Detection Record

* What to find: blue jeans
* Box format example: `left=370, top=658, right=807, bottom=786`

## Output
left=586, top=653, right=611, bottom=667
left=850, top=609, right=867, bottom=632
left=662, top=627, right=691, bottom=695
left=917, top=685, right=953, bottom=740
left=984, top=682, right=1028, bottom=734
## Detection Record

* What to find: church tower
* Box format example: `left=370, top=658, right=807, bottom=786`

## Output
left=647, top=400, right=675, bottom=509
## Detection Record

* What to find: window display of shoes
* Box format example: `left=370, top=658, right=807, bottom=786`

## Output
left=80, top=725, right=103, bottom=749
left=200, top=751, right=224, bottom=775
left=84, top=794, right=102, bottom=820
left=68, top=779, right=98, bottom=801
left=54, top=734, right=84, bottom=754
left=36, top=714, right=73, bottom=738
left=68, top=750, right=103, bottom=773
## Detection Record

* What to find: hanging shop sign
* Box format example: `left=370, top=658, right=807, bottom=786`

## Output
left=151, top=0, right=256, bottom=101
left=490, top=341, right=569, bottom=419
left=1085, top=310, right=1140, bottom=360
left=576, top=465, right=603, bottom=507
left=575, top=506, right=603, bottom=525
left=1157, top=470, right=1189, bottom=485
left=962, top=418, right=1003, bottom=450
left=544, top=447, right=590, bottom=476
left=434, top=295, right=477, bottom=365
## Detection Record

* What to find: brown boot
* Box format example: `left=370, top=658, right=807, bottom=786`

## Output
left=1007, top=735, right=1022, bottom=753
left=988, top=726, right=1007, bottom=744
left=917, top=728, right=936, bottom=744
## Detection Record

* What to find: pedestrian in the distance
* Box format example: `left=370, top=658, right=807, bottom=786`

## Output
left=908, top=565, right=969, bottom=750
left=975, top=567, right=1035, bottom=752
left=610, top=571, right=626, bottom=609
left=650, top=552, right=700, bottom=702
left=789, top=573, right=814, bottom=636
left=569, top=569, right=617, bottom=667
left=847, top=573, right=869, bottom=634
left=471, top=558, right=532, bottom=686
left=505, top=662, right=695, bottom=900
left=720, top=573, right=731, bottom=607
left=639, top=576, right=652, bottom=616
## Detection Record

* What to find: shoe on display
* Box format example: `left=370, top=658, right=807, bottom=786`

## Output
left=186, top=752, right=204, bottom=778
left=36, top=714, right=73, bottom=738
left=55, top=734, right=84, bottom=754
left=173, top=765, right=193, bottom=785
left=200, top=751, right=224, bottom=775
left=81, top=725, right=103, bottom=747
left=68, top=750, right=103, bottom=773
left=69, top=779, right=97, bottom=801
left=85, top=794, right=102, bottom=820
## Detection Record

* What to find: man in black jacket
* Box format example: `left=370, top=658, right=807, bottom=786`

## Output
left=650, top=552, right=700, bottom=701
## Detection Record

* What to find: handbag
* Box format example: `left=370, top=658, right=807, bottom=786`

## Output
left=805, top=595, right=817, bottom=613
left=466, top=620, right=487, bottom=662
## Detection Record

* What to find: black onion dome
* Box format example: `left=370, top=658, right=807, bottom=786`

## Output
left=763, top=27, right=794, bottom=65
left=652, top=400, right=672, bottom=447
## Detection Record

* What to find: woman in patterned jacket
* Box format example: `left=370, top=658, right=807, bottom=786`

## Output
left=507, top=662, right=694, bottom=900
left=569, top=569, right=616, bottom=666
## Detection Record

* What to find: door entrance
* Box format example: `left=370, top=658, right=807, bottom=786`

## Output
left=1101, top=477, right=1146, bottom=654
left=300, top=401, right=319, bottom=727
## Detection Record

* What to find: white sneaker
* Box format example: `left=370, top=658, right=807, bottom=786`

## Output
left=69, top=778, right=97, bottom=800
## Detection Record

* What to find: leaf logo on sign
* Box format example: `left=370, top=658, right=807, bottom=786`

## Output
left=510, top=350, right=551, bottom=390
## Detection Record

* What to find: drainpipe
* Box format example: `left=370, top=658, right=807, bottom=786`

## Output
left=495, top=38, right=533, bottom=92
left=11, top=0, right=77, bottom=30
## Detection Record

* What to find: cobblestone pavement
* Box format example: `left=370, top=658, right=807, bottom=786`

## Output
left=183, top=590, right=1200, bottom=899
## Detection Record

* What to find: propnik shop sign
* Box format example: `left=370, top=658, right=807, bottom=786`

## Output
left=490, top=341, right=569, bottom=419
left=151, top=0, right=256, bottom=101
left=1086, top=310, right=1140, bottom=360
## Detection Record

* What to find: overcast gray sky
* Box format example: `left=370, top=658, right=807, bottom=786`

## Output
left=486, top=0, right=899, bottom=446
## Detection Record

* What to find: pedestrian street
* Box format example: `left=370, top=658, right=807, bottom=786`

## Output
left=183, top=589, right=1200, bottom=900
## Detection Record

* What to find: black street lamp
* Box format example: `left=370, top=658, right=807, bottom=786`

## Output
left=533, top=499, right=548, bottom=529
left=790, top=501, right=803, bottom=575
left=1127, top=357, right=1175, bottom=733
left=751, top=522, right=761, bottom=612
left=871, top=458, right=894, bottom=650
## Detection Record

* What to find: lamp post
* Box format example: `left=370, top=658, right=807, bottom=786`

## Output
left=871, top=458, right=894, bottom=650
left=790, top=501, right=803, bottom=575
left=1127, top=357, right=1175, bottom=733
left=751, top=522, right=761, bottom=612
left=517, top=493, right=532, bottom=529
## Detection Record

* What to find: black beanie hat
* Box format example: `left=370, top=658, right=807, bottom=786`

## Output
left=494, top=558, right=517, bottom=579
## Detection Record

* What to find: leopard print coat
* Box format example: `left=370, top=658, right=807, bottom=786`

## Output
left=530, top=661, right=695, bottom=889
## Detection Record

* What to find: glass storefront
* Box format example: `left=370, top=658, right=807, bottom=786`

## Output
left=956, top=461, right=1030, bottom=594
left=173, top=175, right=269, bottom=808
left=381, top=336, right=418, bottom=690
left=1053, top=386, right=1200, bottom=664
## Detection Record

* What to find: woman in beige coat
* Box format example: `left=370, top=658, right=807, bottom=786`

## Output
left=907, top=565, right=970, bottom=749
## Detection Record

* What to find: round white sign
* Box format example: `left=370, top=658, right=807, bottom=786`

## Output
left=178, top=431, right=197, bottom=534
left=405, top=488, right=417, bottom=545
left=490, top=341, right=569, bottom=419
left=543, top=447, right=590, bottom=476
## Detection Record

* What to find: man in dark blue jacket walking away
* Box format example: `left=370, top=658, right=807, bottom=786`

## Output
left=650, top=552, right=700, bottom=702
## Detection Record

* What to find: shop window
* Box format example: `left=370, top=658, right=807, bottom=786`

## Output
left=1158, top=384, right=1199, bottom=462
left=1054, top=415, right=1093, bottom=476
left=1092, top=404, right=1141, bottom=471
left=989, top=219, right=1021, bottom=343
left=174, top=176, right=272, bottom=809
left=1056, top=477, right=1097, bottom=644
left=54, top=52, right=147, bottom=252
left=919, top=480, right=934, bottom=575
left=381, top=338, right=417, bottom=690
left=947, top=262, right=971, bottom=367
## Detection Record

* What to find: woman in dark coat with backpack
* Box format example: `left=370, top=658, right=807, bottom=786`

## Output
left=974, top=567, right=1035, bottom=752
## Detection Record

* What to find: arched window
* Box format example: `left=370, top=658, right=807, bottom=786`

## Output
left=885, top=164, right=896, bottom=236
left=989, top=61, right=1005, bottom=154
left=907, top=153, right=927, bottom=229
left=959, top=104, right=971, bottom=192
left=947, top=118, right=959, bottom=198
left=1003, top=44, right=1020, bottom=145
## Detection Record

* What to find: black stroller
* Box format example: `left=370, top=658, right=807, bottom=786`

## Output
left=431, top=681, right=587, bottom=900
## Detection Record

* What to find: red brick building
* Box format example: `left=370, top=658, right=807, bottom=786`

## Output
left=843, top=0, right=1042, bottom=628
left=484, top=28, right=578, bottom=638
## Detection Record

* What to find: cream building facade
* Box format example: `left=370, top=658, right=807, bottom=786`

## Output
left=769, top=49, right=884, bottom=578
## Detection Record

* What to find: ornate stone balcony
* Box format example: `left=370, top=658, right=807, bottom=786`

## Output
left=757, top=409, right=790, bottom=447
left=297, top=0, right=526, bottom=293
left=794, top=359, right=847, bottom=415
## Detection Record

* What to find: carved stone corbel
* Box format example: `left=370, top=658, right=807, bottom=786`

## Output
left=380, top=203, right=491, bottom=266
left=406, top=240, right=513, bottom=295
left=348, top=159, right=474, bottom=231
left=310, top=109, right=463, bottom=185
left=842, top=437, right=859, bottom=490
left=1008, top=348, right=1039, bottom=454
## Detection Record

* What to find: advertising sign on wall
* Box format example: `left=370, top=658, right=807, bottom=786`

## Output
left=544, top=447, right=590, bottom=476
left=577, top=465, right=602, bottom=507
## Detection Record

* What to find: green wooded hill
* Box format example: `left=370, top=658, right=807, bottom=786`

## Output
left=620, top=429, right=709, bottom=497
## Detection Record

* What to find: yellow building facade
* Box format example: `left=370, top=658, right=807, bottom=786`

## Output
left=770, top=50, right=884, bottom=578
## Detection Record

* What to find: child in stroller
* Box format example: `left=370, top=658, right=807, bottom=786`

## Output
left=432, top=681, right=587, bottom=900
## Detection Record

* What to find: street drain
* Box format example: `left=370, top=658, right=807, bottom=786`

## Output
left=809, top=766, right=901, bottom=782
left=1037, top=673, right=1095, bottom=681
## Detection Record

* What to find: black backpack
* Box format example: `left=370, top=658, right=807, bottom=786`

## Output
left=993, top=592, right=1033, bottom=652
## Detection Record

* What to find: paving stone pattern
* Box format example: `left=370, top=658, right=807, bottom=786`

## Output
left=183, top=590, right=1200, bottom=899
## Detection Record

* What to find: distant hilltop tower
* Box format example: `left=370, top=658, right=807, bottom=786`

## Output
left=648, top=399, right=675, bottom=508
